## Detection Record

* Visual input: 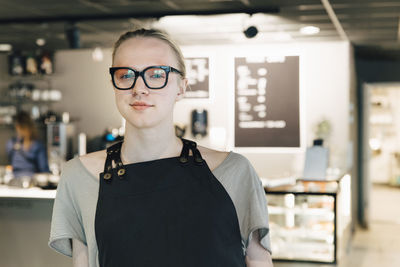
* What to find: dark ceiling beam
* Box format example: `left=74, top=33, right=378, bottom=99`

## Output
left=0, top=7, right=280, bottom=24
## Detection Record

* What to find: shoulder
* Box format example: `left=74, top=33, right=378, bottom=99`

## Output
left=56, top=149, right=106, bottom=183
left=196, top=144, right=253, bottom=173
left=77, top=149, right=107, bottom=179
left=197, top=145, right=230, bottom=172
left=204, top=149, right=261, bottom=187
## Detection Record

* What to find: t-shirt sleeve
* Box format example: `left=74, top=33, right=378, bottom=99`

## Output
left=240, top=156, right=272, bottom=254
left=48, top=159, right=86, bottom=257
left=215, top=152, right=272, bottom=255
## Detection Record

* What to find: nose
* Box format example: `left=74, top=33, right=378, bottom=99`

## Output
left=132, top=75, right=149, bottom=95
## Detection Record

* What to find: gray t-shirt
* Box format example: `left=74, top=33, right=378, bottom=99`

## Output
left=48, top=151, right=271, bottom=266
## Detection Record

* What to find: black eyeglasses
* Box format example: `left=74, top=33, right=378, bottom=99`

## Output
left=109, top=65, right=183, bottom=90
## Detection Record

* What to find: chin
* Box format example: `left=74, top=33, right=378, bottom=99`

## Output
left=124, top=117, right=156, bottom=129
left=123, top=113, right=162, bottom=130
left=118, top=102, right=174, bottom=130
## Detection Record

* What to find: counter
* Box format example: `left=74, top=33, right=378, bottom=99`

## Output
left=0, top=185, right=56, bottom=199
left=0, top=174, right=351, bottom=266
left=0, top=186, right=71, bottom=267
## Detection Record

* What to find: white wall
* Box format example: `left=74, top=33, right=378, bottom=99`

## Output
left=52, top=49, right=122, bottom=138
left=176, top=41, right=353, bottom=177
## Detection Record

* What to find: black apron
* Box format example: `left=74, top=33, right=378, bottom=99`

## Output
left=95, top=138, right=246, bottom=267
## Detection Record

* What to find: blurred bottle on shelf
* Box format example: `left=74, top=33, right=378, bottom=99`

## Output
left=8, top=52, right=24, bottom=75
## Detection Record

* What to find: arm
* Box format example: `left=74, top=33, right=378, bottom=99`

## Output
left=48, top=160, right=87, bottom=258
left=36, top=142, right=50, bottom=172
left=72, top=238, right=89, bottom=267
left=245, top=231, right=274, bottom=267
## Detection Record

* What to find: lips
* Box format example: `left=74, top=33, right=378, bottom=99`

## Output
left=129, top=101, right=154, bottom=107
left=129, top=101, right=154, bottom=110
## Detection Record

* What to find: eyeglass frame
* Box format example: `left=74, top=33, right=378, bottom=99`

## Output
left=109, top=65, right=183, bottom=90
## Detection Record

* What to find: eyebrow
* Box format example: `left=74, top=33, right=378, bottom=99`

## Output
left=112, top=64, right=170, bottom=70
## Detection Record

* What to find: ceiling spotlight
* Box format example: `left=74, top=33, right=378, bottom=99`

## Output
left=36, top=38, right=46, bottom=46
left=300, top=26, right=320, bottom=35
left=0, top=43, right=12, bottom=52
left=244, top=26, right=259, bottom=39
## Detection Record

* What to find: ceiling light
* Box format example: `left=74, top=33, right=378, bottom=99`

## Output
left=300, top=25, right=320, bottom=35
left=92, top=47, right=104, bottom=62
left=36, top=38, right=46, bottom=46
left=0, top=43, right=12, bottom=52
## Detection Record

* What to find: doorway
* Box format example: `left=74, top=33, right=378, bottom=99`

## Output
left=362, top=83, right=400, bottom=227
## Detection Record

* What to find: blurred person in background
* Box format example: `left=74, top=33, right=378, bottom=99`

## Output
left=6, top=110, right=50, bottom=178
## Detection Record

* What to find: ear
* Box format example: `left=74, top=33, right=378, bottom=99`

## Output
left=176, top=78, right=188, bottom=101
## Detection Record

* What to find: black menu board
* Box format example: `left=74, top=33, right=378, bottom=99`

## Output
left=184, top=57, right=209, bottom=98
left=234, top=56, right=300, bottom=147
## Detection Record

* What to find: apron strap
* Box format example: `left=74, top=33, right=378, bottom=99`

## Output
left=103, top=138, right=204, bottom=181
left=179, top=138, right=191, bottom=164
left=111, top=145, right=126, bottom=179
left=103, top=141, right=124, bottom=181
left=179, top=138, right=204, bottom=165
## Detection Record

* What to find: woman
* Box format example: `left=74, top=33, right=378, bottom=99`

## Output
left=49, top=28, right=273, bottom=267
left=6, top=111, right=50, bottom=178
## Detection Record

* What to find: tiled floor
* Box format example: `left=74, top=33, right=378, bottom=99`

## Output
left=274, top=184, right=400, bottom=267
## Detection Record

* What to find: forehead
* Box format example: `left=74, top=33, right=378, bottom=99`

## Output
left=113, top=37, right=177, bottom=68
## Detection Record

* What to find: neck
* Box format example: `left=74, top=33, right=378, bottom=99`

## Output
left=120, top=120, right=183, bottom=164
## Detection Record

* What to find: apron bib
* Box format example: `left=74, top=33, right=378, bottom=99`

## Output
left=95, top=138, right=245, bottom=267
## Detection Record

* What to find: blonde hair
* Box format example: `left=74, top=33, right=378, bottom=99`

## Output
left=112, top=28, right=186, bottom=78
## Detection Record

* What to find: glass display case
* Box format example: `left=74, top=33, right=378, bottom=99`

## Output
left=265, top=174, right=351, bottom=264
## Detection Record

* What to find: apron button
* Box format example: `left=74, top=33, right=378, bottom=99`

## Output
left=194, top=157, right=204, bottom=163
left=179, top=157, right=188, bottom=163
left=117, top=168, right=126, bottom=176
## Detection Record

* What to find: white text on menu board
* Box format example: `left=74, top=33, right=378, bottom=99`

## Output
left=184, top=58, right=209, bottom=98
left=185, top=58, right=208, bottom=86
left=237, top=56, right=287, bottom=129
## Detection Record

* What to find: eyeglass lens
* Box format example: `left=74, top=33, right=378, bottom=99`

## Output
left=113, top=67, right=167, bottom=89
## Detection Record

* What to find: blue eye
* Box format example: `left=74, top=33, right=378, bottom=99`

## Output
left=121, top=73, right=134, bottom=79
left=147, top=68, right=165, bottom=79
left=118, top=69, right=135, bottom=80
left=151, top=73, right=164, bottom=79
